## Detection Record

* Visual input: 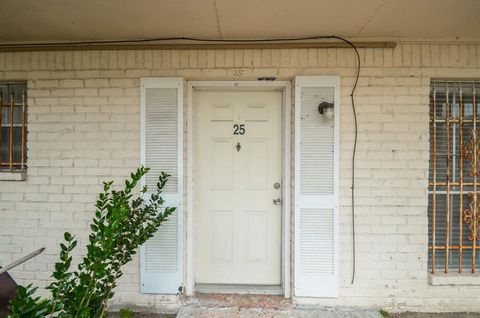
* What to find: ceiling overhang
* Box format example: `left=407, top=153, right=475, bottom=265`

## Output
left=0, top=0, right=479, bottom=50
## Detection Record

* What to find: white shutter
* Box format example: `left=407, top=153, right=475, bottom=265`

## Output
left=140, top=77, right=184, bottom=294
left=294, top=76, right=339, bottom=297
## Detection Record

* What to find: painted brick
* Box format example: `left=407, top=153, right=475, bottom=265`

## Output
left=0, top=42, right=479, bottom=312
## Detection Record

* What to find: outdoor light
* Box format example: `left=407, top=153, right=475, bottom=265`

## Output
left=257, top=76, right=277, bottom=81
left=318, top=101, right=334, bottom=120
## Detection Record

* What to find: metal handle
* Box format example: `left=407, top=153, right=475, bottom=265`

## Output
left=273, top=198, right=282, bottom=205
left=0, top=247, right=45, bottom=275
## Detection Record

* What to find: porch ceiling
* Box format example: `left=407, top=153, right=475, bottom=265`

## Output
left=1, top=0, right=479, bottom=43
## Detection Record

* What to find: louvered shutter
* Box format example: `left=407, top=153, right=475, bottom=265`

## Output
left=140, top=77, right=183, bottom=294
left=294, top=76, right=339, bottom=297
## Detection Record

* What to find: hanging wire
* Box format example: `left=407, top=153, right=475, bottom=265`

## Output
left=337, top=38, right=360, bottom=285
left=2, top=35, right=361, bottom=48
left=0, top=34, right=361, bottom=283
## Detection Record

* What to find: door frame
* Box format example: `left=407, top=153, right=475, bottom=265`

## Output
left=186, top=80, right=292, bottom=298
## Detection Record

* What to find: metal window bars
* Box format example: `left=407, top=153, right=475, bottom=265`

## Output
left=429, top=80, right=480, bottom=274
left=0, top=83, right=27, bottom=172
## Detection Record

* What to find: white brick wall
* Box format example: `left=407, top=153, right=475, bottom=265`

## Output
left=1, top=42, right=480, bottom=312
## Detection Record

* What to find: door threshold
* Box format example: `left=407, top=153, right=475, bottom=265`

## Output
left=195, top=284, right=283, bottom=295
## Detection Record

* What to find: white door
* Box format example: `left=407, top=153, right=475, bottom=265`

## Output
left=195, top=90, right=282, bottom=286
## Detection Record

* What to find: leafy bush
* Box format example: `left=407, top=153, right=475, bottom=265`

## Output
left=8, top=167, right=175, bottom=318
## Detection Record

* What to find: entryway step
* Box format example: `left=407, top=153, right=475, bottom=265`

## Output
left=177, top=305, right=383, bottom=318
left=178, top=294, right=382, bottom=318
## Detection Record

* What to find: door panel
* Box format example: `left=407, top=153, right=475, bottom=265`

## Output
left=244, top=138, right=268, bottom=190
left=210, top=138, right=234, bottom=190
left=245, top=210, right=268, bottom=263
left=211, top=210, right=234, bottom=262
left=195, top=90, right=282, bottom=286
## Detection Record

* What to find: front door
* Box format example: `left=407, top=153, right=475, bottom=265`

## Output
left=195, top=90, right=282, bottom=286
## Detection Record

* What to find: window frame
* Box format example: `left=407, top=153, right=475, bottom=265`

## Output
left=428, top=79, right=480, bottom=275
left=0, top=81, right=28, bottom=177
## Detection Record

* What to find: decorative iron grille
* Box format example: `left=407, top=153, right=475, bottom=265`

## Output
left=0, top=83, right=27, bottom=171
left=429, top=80, right=480, bottom=274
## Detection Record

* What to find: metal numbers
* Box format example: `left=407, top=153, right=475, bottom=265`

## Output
left=233, top=124, right=245, bottom=135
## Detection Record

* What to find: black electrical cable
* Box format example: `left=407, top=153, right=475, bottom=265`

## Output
left=0, top=34, right=360, bottom=284
left=3, top=35, right=350, bottom=47
left=336, top=37, right=360, bottom=285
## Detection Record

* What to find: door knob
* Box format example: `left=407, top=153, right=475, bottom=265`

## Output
left=273, top=198, right=282, bottom=205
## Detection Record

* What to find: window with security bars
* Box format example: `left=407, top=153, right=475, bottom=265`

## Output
left=428, top=80, right=480, bottom=274
left=0, top=83, right=27, bottom=172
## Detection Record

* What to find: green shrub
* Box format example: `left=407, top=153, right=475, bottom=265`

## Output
left=8, top=167, right=175, bottom=318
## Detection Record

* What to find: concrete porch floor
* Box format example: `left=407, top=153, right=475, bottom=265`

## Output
left=176, top=294, right=382, bottom=318
left=109, top=294, right=480, bottom=317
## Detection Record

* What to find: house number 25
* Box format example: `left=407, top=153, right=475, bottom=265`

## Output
left=233, top=124, right=246, bottom=135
